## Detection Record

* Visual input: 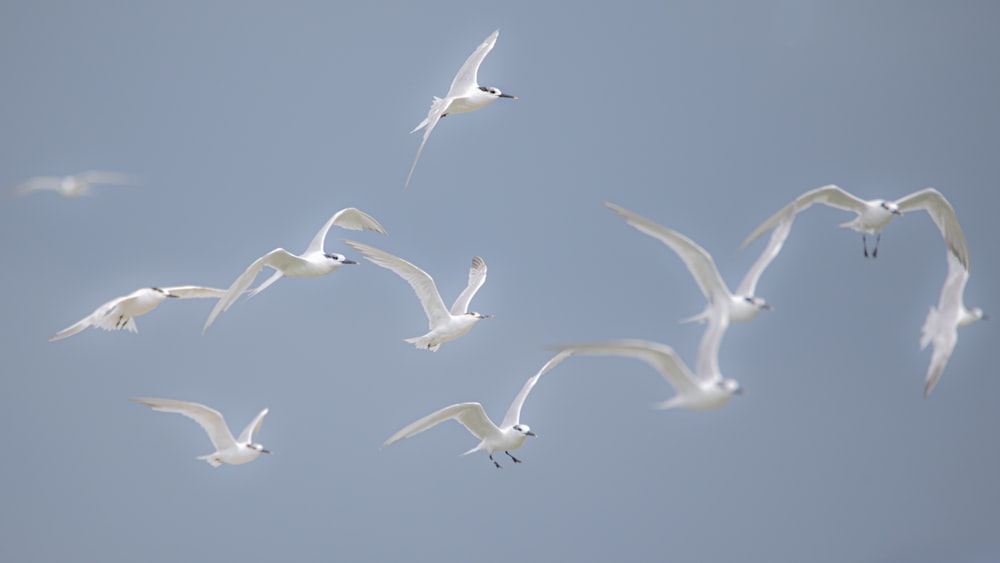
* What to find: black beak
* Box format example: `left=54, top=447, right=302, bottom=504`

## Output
left=343, top=259, right=358, bottom=265
left=525, top=431, right=537, bottom=437
left=261, top=449, right=272, bottom=454
left=500, top=93, right=517, bottom=99
left=166, top=294, right=179, bottom=299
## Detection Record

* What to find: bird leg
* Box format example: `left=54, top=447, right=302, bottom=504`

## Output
left=872, top=232, right=881, bottom=258
left=489, top=453, right=502, bottom=469
left=505, top=451, right=522, bottom=463
left=862, top=234, right=869, bottom=258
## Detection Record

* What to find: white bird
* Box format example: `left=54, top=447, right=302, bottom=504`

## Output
left=555, top=302, right=742, bottom=410
left=920, top=251, right=987, bottom=397
left=741, top=185, right=970, bottom=270
left=606, top=202, right=794, bottom=324
left=131, top=398, right=270, bottom=467
left=342, top=240, right=491, bottom=351
left=383, top=352, right=569, bottom=468
left=11, top=170, right=139, bottom=198
left=203, top=207, right=386, bottom=333
left=50, top=286, right=227, bottom=341
left=405, top=29, right=517, bottom=189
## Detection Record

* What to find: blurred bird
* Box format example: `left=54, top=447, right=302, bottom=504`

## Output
left=383, top=352, right=569, bottom=468
left=203, top=207, right=386, bottom=333
left=741, top=185, right=969, bottom=269
left=606, top=202, right=794, bottom=324
left=51, top=286, right=226, bottom=341
left=920, top=251, right=987, bottom=397
left=405, top=29, right=517, bottom=189
left=11, top=170, right=139, bottom=198
left=131, top=398, right=270, bottom=467
left=343, top=240, right=491, bottom=351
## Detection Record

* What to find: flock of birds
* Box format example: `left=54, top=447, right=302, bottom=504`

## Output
left=19, top=30, right=985, bottom=470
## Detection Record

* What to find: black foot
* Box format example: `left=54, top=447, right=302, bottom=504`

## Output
left=506, top=451, right=522, bottom=463
left=490, top=454, right=502, bottom=469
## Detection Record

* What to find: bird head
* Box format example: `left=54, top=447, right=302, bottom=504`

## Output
left=250, top=443, right=272, bottom=454
left=513, top=424, right=537, bottom=437
left=478, top=85, right=517, bottom=99
left=719, top=379, right=745, bottom=396
left=744, top=295, right=773, bottom=311
left=469, top=312, right=494, bottom=319
left=151, top=287, right=179, bottom=298
left=879, top=200, right=902, bottom=216
left=325, top=253, right=358, bottom=265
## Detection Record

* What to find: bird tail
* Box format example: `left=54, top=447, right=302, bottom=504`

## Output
left=678, top=310, right=709, bottom=324
left=920, top=307, right=939, bottom=350
left=197, top=454, right=223, bottom=467
left=409, top=97, right=444, bottom=134
left=404, top=335, right=440, bottom=351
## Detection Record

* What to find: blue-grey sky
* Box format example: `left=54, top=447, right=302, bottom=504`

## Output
left=1, top=2, right=998, bottom=562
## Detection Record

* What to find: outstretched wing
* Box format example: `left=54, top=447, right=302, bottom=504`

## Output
left=735, top=206, right=796, bottom=296
left=131, top=397, right=237, bottom=452
left=500, top=351, right=571, bottom=429
left=11, top=176, right=61, bottom=196
left=449, top=256, right=487, bottom=315
left=342, top=240, right=450, bottom=328
left=237, top=408, right=270, bottom=444
left=49, top=292, right=134, bottom=341
left=895, top=188, right=970, bottom=271
left=304, top=207, right=387, bottom=256
left=383, top=402, right=498, bottom=447
left=741, top=185, right=866, bottom=249
left=405, top=96, right=452, bottom=189
left=694, top=294, right=731, bottom=383
left=76, top=170, right=140, bottom=187
left=162, top=286, right=228, bottom=299
left=447, top=29, right=499, bottom=97
left=203, top=249, right=298, bottom=333
left=554, top=339, right=700, bottom=396
left=605, top=202, right=730, bottom=303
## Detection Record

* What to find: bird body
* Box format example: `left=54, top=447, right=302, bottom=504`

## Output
left=343, top=241, right=491, bottom=351
left=131, top=398, right=270, bottom=467
left=405, top=29, right=517, bottom=188
left=12, top=170, right=139, bottom=198
left=203, top=207, right=386, bottom=332
left=742, top=185, right=970, bottom=269
left=382, top=353, right=569, bottom=468
left=50, top=286, right=225, bottom=341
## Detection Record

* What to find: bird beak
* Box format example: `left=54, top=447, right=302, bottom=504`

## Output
left=343, top=259, right=358, bottom=265
left=166, top=294, right=179, bottom=299
left=762, top=304, right=774, bottom=311
left=261, top=449, right=272, bottom=454
left=480, top=313, right=495, bottom=319
left=892, top=209, right=903, bottom=216
left=500, top=93, right=517, bottom=99
left=735, top=388, right=746, bottom=396
left=525, top=431, right=537, bottom=437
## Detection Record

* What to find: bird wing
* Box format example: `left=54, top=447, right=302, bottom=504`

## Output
left=75, top=170, right=140, bottom=187
left=382, top=402, right=498, bottom=447
left=342, top=240, right=450, bottom=327
left=449, top=256, right=487, bottom=315
left=735, top=206, right=796, bottom=296
left=555, top=339, right=700, bottom=396
left=131, top=398, right=237, bottom=452
left=202, top=249, right=298, bottom=333
left=923, top=327, right=957, bottom=398
left=162, top=286, right=228, bottom=299
left=740, top=185, right=866, bottom=249
left=236, top=408, right=270, bottom=444
left=11, top=176, right=61, bottom=196
left=500, top=351, right=571, bottom=429
left=895, top=188, right=970, bottom=271
left=605, top=202, right=730, bottom=303
left=304, top=207, right=387, bottom=256
left=694, top=294, right=731, bottom=383
left=447, top=29, right=499, bottom=97
left=405, top=96, right=452, bottom=189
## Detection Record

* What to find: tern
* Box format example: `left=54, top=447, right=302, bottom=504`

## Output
left=203, top=207, right=386, bottom=333
left=131, top=398, right=270, bottom=467
left=383, top=352, right=569, bottom=468
left=741, top=185, right=970, bottom=269
left=606, top=202, right=794, bottom=324
left=343, top=240, right=491, bottom=351
left=50, top=286, right=226, bottom=341
left=11, top=170, right=139, bottom=198
left=405, top=29, right=517, bottom=189
left=920, top=251, right=987, bottom=397
left=555, top=303, right=742, bottom=410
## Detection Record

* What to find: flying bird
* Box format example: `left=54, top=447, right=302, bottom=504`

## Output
left=131, top=398, right=270, bottom=467
left=605, top=202, right=795, bottom=324
left=920, top=251, right=987, bottom=397
left=203, top=207, right=386, bottom=333
left=11, top=170, right=139, bottom=198
left=405, top=29, right=517, bottom=189
left=555, top=302, right=742, bottom=410
left=741, top=185, right=970, bottom=269
left=382, top=352, right=569, bottom=468
left=50, top=286, right=226, bottom=341
left=342, top=240, right=492, bottom=351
